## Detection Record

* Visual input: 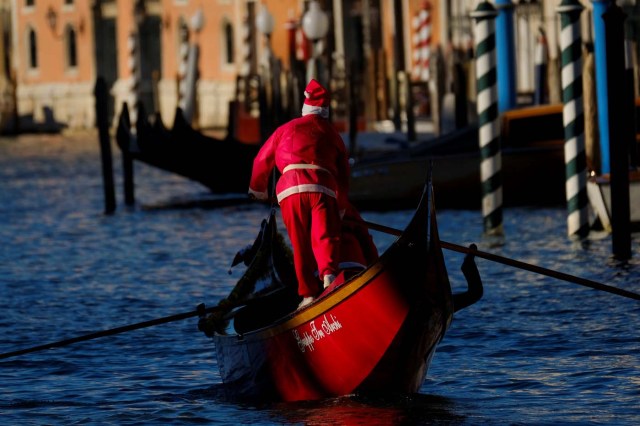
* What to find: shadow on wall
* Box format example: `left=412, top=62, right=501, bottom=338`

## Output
left=16, top=106, right=68, bottom=134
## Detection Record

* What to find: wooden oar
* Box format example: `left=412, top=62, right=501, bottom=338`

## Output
left=361, top=219, right=640, bottom=302
left=0, top=302, right=236, bottom=360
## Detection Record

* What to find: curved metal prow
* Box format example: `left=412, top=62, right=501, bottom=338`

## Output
left=453, top=244, right=484, bottom=312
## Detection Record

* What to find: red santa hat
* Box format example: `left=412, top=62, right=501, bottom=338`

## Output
left=302, top=79, right=330, bottom=117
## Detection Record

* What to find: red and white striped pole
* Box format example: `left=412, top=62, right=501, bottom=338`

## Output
left=239, top=16, right=251, bottom=78
left=418, top=1, right=432, bottom=82
left=237, top=16, right=251, bottom=108
left=412, top=1, right=432, bottom=82
left=127, top=32, right=140, bottom=129
left=177, top=24, right=189, bottom=112
left=412, top=12, right=422, bottom=80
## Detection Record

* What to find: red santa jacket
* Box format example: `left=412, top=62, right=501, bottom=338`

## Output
left=248, top=114, right=350, bottom=210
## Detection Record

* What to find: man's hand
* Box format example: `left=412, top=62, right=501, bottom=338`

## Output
left=248, top=189, right=271, bottom=202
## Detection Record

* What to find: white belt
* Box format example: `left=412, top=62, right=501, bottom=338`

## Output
left=282, top=164, right=330, bottom=174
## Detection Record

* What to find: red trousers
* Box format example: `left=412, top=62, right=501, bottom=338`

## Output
left=279, top=192, right=341, bottom=297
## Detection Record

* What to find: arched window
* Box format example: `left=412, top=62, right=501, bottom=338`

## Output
left=65, top=25, right=78, bottom=68
left=28, top=27, right=37, bottom=69
left=223, top=20, right=234, bottom=65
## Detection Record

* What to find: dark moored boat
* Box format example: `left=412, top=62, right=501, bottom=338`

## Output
left=198, top=177, right=483, bottom=402
left=115, top=103, right=567, bottom=210
left=349, top=104, right=567, bottom=210
left=115, top=104, right=261, bottom=194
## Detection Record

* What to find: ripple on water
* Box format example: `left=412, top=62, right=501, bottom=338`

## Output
left=1, top=135, right=639, bottom=424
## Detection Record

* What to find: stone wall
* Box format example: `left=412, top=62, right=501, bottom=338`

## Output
left=16, top=82, right=95, bottom=132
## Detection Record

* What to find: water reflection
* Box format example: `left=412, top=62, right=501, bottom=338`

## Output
left=195, top=389, right=468, bottom=425
left=2, top=134, right=640, bottom=424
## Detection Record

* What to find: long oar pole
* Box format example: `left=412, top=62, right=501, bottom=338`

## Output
left=0, top=303, right=223, bottom=360
left=362, top=219, right=640, bottom=302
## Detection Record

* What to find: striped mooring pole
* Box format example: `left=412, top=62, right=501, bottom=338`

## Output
left=411, top=11, right=422, bottom=81
left=471, top=1, right=503, bottom=238
left=127, top=32, right=140, bottom=129
left=240, top=17, right=252, bottom=78
left=177, top=24, right=190, bottom=113
left=557, top=0, right=590, bottom=240
left=411, top=1, right=432, bottom=82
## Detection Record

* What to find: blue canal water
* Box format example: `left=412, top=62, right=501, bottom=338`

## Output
left=1, top=133, right=639, bottom=425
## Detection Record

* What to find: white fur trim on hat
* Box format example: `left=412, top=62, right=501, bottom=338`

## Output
left=301, top=104, right=329, bottom=118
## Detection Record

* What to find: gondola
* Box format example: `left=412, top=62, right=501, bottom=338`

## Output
left=114, top=102, right=568, bottom=210
left=198, top=175, right=483, bottom=402
left=349, top=104, right=568, bottom=211
left=115, top=104, right=261, bottom=194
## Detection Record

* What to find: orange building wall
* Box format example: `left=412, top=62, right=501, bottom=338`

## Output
left=152, top=0, right=302, bottom=85
left=260, top=0, right=305, bottom=72
left=11, top=0, right=448, bottom=131
left=159, top=0, right=236, bottom=83
left=16, top=1, right=95, bottom=85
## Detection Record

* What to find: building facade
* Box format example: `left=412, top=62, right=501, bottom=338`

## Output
left=9, top=0, right=632, bottom=133
left=7, top=0, right=454, bottom=132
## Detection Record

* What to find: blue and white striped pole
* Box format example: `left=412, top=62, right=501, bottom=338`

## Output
left=471, top=2, right=503, bottom=238
left=557, top=0, right=590, bottom=241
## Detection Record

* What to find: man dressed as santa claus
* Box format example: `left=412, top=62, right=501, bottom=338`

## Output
left=248, top=79, right=350, bottom=309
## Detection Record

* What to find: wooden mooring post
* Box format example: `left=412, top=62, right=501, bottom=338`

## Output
left=123, top=140, right=135, bottom=207
left=604, top=3, right=632, bottom=259
left=116, top=103, right=136, bottom=207
left=94, top=77, right=116, bottom=214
